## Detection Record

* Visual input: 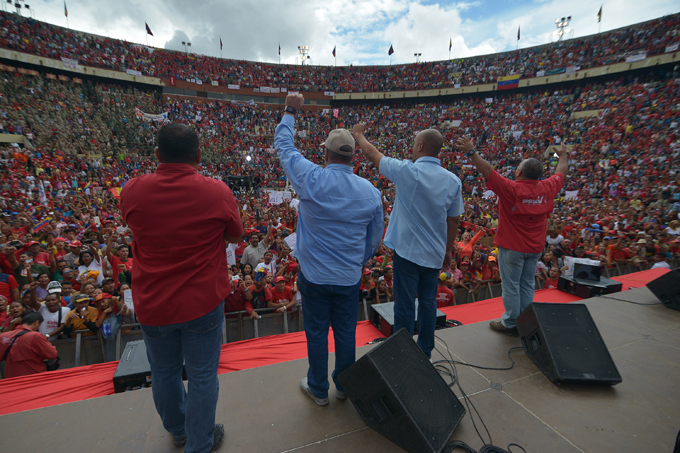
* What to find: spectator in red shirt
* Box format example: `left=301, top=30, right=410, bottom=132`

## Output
left=460, top=138, right=567, bottom=336
left=270, top=276, right=295, bottom=313
left=436, top=274, right=455, bottom=308
left=0, top=272, right=20, bottom=303
left=105, top=234, right=133, bottom=287
left=249, top=269, right=273, bottom=312
left=545, top=267, right=561, bottom=289
left=0, top=311, right=58, bottom=378
left=224, top=271, right=256, bottom=319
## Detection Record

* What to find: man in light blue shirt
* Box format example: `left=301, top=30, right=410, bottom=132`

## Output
left=275, top=94, right=384, bottom=406
left=354, top=124, right=463, bottom=359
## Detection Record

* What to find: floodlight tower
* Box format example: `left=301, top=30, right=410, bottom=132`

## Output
left=298, top=46, right=310, bottom=65
left=553, top=16, right=572, bottom=42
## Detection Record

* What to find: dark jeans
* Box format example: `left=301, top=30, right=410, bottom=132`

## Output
left=392, top=252, right=440, bottom=358
left=140, top=301, right=224, bottom=453
left=298, top=269, right=360, bottom=399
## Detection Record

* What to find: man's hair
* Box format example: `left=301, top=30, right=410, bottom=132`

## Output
left=157, top=123, right=199, bottom=164
left=56, top=259, right=67, bottom=265
left=328, top=147, right=352, bottom=165
left=520, top=158, right=544, bottom=180
left=22, top=311, right=43, bottom=325
left=20, top=251, right=34, bottom=258
left=118, top=245, right=129, bottom=251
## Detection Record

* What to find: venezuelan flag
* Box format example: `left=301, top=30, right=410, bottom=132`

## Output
left=109, top=187, right=122, bottom=198
left=33, top=217, right=51, bottom=232
left=497, top=74, right=521, bottom=90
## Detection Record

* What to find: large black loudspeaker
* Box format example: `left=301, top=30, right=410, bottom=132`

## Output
left=516, top=303, right=622, bottom=385
left=337, top=328, right=466, bottom=453
left=646, top=269, right=680, bottom=311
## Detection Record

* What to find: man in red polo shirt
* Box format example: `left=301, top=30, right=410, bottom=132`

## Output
left=458, top=137, right=567, bottom=336
left=0, top=311, right=58, bottom=378
left=121, top=123, right=242, bottom=453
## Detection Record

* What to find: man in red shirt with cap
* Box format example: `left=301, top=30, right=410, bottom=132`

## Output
left=458, top=137, right=568, bottom=336
left=121, top=123, right=242, bottom=453
left=0, top=311, right=58, bottom=378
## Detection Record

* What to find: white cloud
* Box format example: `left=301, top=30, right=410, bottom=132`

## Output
left=19, top=0, right=680, bottom=69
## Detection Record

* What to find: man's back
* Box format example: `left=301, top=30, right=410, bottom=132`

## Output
left=0, top=326, right=57, bottom=378
left=380, top=156, right=463, bottom=268
left=276, top=116, right=383, bottom=286
left=121, top=164, right=242, bottom=326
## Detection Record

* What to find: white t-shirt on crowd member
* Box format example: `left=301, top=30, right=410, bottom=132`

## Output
left=38, top=305, right=71, bottom=335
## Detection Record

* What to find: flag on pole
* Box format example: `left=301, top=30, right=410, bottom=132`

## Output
left=220, top=37, right=223, bottom=50
left=449, top=38, right=452, bottom=51
left=517, top=26, right=520, bottom=40
left=278, top=44, right=281, bottom=55
left=145, top=22, right=153, bottom=36
left=388, top=44, right=394, bottom=56
left=597, top=5, right=602, bottom=23
left=64, top=0, right=68, bottom=17
left=332, top=46, right=336, bottom=57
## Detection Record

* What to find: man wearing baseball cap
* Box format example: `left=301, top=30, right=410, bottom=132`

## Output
left=275, top=93, right=383, bottom=406
left=270, top=276, right=295, bottom=313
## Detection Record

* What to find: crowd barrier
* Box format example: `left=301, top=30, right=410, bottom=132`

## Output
left=3, top=258, right=676, bottom=375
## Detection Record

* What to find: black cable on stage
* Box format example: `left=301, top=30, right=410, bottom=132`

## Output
left=434, top=335, right=529, bottom=453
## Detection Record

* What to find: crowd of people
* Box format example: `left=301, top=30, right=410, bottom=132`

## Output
left=1, top=11, right=679, bottom=93
left=0, top=15, right=679, bottom=378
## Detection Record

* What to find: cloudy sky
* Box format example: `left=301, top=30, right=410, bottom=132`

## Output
left=16, top=0, right=680, bottom=66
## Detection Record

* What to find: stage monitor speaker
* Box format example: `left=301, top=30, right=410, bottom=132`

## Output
left=371, top=301, right=447, bottom=336
left=516, top=303, right=622, bottom=386
left=646, top=269, right=680, bottom=312
left=113, top=340, right=187, bottom=393
left=337, top=328, right=465, bottom=453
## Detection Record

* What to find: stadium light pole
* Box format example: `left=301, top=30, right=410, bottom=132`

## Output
left=298, top=46, right=309, bottom=66
left=414, top=52, right=422, bottom=63
left=553, top=16, right=572, bottom=42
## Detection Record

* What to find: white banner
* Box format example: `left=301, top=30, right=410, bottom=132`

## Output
left=284, top=232, right=297, bottom=257
left=281, top=88, right=287, bottom=92
left=196, top=79, right=203, bottom=85
left=61, top=57, right=79, bottom=70
left=450, top=120, right=462, bottom=128
left=482, top=190, right=496, bottom=199
left=625, top=51, right=647, bottom=63
left=270, top=87, right=280, bottom=93
left=536, top=70, right=545, bottom=77
left=269, top=191, right=284, bottom=204
left=135, top=107, right=168, bottom=122
left=565, top=66, right=578, bottom=75
left=666, top=43, right=679, bottom=53
left=123, top=290, right=134, bottom=311
left=126, top=69, right=142, bottom=77
left=227, top=84, right=240, bottom=90
left=485, top=98, right=493, bottom=103
left=211, top=81, right=219, bottom=86
left=324, top=91, right=335, bottom=96
left=260, top=87, right=271, bottom=93
left=564, top=190, right=580, bottom=200
left=512, top=131, right=522, bottom=139
left=454, top=83, right=461, bottom=89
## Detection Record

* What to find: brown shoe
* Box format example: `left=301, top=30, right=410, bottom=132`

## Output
left=489, top=320, right=518, bottom=337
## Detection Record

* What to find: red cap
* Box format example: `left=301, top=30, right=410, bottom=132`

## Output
left=69, top=241, right=82, bottom=247
left=54, top=237, right=66, bottom=242
left=363, top=268, right=372, bottom=275
left=94, top=293, right=113, bottom=301
left=26, top=241, right=40, bottom=247
left=275, top=276, right=285, bottom=283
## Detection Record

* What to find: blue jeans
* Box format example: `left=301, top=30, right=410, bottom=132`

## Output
left=298, top=269, right=360, bottom=399
left=392, top=252, right=440, bottom=359
left=497, top=247, right=542, bottom=328
left=140, top=301, right=224, bottom=453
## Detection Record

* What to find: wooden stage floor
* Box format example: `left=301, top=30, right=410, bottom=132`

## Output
left=1, top=286, right=679, bottom=453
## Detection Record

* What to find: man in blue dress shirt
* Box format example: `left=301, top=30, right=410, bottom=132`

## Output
left=353, top=124, right=463, bottom=359
left=275, top=94, right=384, bottom=406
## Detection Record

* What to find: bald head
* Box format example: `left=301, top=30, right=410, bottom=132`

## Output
left=418, top=129, right=444, bottom=156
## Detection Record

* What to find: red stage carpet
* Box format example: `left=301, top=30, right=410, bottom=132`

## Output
left=0, top=268, right=668, bottom=416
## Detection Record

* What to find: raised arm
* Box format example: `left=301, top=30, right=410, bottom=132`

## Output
left=456, top=136, right=493, bottom=178
left=553, top=142, right=568, bottom=176
left=353, top=124, right=385, bottom=169
left=274, top=94, right=316, bottom=194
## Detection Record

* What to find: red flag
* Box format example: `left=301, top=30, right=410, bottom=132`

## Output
left=145, top=22, right=153, bottom=36
left=388, top=45, right=394, bottom=56
left=169, top=76, right=176, bottom=86
left=220, top=37, right=223, bottom=50
left=332, top=46, right=336, bottom=57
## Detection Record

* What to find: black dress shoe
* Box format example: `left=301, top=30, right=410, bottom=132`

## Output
left=210, top=424, right=225, bottom=452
